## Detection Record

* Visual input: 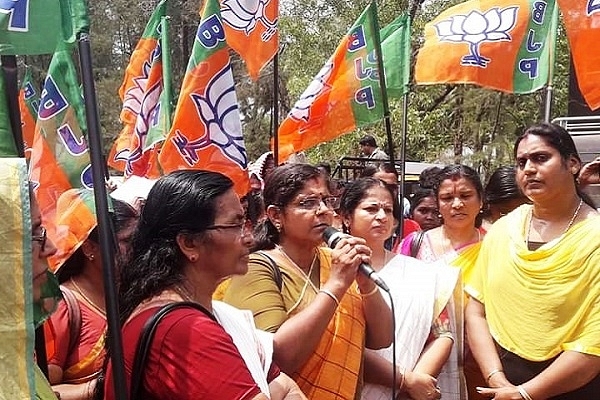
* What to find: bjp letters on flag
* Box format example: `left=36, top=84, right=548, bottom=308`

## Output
left=277, top=3, right=383, bottom=162
left=28, top=49, right=94, bottom=269
left=415, top=0, right=556, bottom=94
left=108, top=0, right=168, bottom=177
left=558, top=0, right=600, bottom=110
left=159, top=0, right=249, bottom=195
left=220, top=0, right=279, bottom=80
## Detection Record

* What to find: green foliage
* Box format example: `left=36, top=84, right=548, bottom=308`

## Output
left=16, top=0, right=572, bottom=182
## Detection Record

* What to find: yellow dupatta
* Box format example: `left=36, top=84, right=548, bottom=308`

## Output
left=467, top=205, right=600, bottom=360
left=278, top=247, right=366, bottom=400
left=0, top=158, right=36, bottom=399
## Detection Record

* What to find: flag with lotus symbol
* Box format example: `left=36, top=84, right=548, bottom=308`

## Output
left=159, top=0, right=249, bottom=195
left=220, top=0, right=279, bottom=80
left=28, top=49, right=95, bottom=270
left=0, top=0, right=89, bottom=55
left=415, top=0, right=557, bottom=94
left=19, top=66, right=41, bottom=158
left=557, top=0, right=600, bottom=110
left=108, top=0, right=168, bottom=178
left=277, top=3, right=389, bottom=162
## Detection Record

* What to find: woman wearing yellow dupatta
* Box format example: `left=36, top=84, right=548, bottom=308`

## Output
left=400, top=164, right=487, bottom=400
left=222, top=163, right=393, bottom=400
left=0, top=158, right=59, bottom=400
left=465, top=123, right=600, bottom=400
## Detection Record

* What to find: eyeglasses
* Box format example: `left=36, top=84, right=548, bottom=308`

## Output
left=32, top=226, right=47, bottom=252
left=296, top=196, right=340, bottom=211
left=205, top=219, right=252, bottom=237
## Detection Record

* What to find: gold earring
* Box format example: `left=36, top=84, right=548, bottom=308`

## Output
left=88, top=254, right=95, bottom=261
left=189, top=255, right=197, bottom=262
left=274, top=223, right=282, bottom=232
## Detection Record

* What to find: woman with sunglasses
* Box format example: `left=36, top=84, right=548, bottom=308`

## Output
left=221, top=163, right=393, bottom=399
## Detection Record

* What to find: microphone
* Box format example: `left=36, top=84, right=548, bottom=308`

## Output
left=322, top=227, right=390, bottom=292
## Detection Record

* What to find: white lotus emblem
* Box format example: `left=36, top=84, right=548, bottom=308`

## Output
left=588, top=0, right=600, bottom=15
left=435, top=6, right=518, bottom=67
left=171, top=63, right=247, bottom=168
left=221, top=0, right=277, bottom=42
left=288, top=62, right=333, bottom=123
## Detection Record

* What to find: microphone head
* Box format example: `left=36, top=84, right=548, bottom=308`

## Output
left=323, top=226, right=344, bottom=248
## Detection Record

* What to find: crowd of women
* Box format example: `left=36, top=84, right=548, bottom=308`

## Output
left=4, top=122, right=600, bottom=400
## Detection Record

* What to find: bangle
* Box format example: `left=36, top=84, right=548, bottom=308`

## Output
left=358, top=285, right=379, bottom=298
left=485, top=368, right=504, bottom=383
left=319, top=289, right=340, bottom=307
left=517, top=385, right=533, bottom=400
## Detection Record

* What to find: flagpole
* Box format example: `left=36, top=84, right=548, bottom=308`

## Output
left=371, top=7, right=395, bottom=166
left=161, top=16, right=173, bottom=128
left=543, top=3, right=559, bottom=122
left=272, top=53, right=279, bottom=165
left=77, top=34, right=128, bottom=400
left=1, top=55, right=25, bottom=157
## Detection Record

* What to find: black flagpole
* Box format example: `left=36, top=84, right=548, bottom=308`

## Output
left=272, top=53, right=279, bottom=165
left=77, top=33, right=128, bottom=400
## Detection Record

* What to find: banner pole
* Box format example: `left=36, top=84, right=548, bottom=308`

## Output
left=78, top=33, right=128, bottom=400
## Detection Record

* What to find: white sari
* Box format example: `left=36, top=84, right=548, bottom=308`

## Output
left=361, top=255, right=460, bottom=400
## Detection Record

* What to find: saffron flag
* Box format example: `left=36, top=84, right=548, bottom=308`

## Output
left=277, top=3, right=384, bottom=162
left=415, top=0, right=557, bottom=94
left=557, top=0, right=600, bottom=110
left=0, top=0, right=89, bottom=55
left=220, top=0, right=279, bottom=80
left=159, top=0, right=250, bottom=196
left=28, top=49, right=95, bottom=269
left=0, top=72, right=16, bottom=156
left=108, top=0, right=168, bottom=177
left=19, top=67, right=41, bottom=158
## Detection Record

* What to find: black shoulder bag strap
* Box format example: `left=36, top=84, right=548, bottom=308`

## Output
left=129, top=301, right=216, bottom=400
left=256, top=250, right=283, bottom=291
left=410, top=230, right=426, bottom=258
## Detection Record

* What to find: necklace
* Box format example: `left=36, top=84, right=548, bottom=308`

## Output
left=70, top=277, right=106, bottom=316
left=526, top=198, right=583, bottom=248
left=441, top=226, right=481, bottom=255
left=277, top=245, right=318, bottom=281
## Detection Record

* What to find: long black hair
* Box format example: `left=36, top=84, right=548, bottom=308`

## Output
left=118, top=170, right=233, bottom=323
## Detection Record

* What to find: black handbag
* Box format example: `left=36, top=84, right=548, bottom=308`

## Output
left=129, top=301, right=216, bottom=400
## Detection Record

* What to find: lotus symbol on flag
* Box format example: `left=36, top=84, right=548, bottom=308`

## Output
left=589, top=0, right=600, bottom=15
left=177, top=63, right=247, bottom=168
left=221, top=0, right=278, bottom=42
left=434, top=6, right=518, bottom=67
left=288, top=62, right=334, bottom=123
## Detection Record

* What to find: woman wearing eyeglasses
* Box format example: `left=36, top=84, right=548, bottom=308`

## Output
left=221, top=163, right=393, bottom=399
left=103, top=170, right=305, bottom=400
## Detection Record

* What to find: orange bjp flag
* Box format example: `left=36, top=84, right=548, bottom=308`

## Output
left=276, top=3, right=384, bottom=162
left=557, top=0, right=600, bottom=110
left=220, top=0, right=279, bottom=80
left=18, top=67, right=40, bottom=158
left=108, top=0, right=168, bottom=177
left=159, top=0, right=250, bottom=196
left=415, top=0, right=557, bottom=94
